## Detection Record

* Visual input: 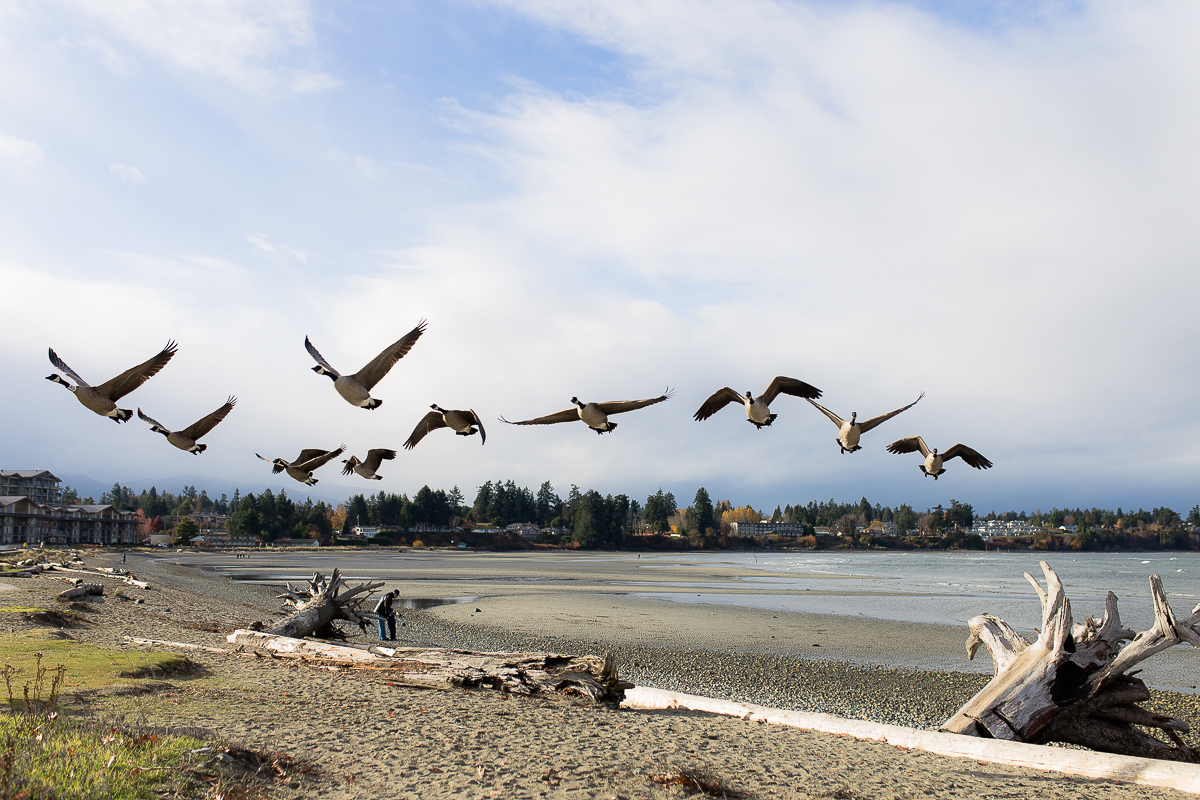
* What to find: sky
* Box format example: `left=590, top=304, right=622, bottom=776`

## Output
left=2, top=0, right=1198, bottom=516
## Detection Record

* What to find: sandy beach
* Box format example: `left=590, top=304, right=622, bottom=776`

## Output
left=4, top=548, right=1199, bottom=799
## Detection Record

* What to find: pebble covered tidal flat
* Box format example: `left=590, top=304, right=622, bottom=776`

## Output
left=132, top=550, right=1200, bottom=744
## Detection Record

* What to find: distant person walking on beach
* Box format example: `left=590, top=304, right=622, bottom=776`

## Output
left=374, top=589, right=399, bottom=641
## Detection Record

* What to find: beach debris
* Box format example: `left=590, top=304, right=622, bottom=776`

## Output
left=943, top=561, right=1200, bottom=762
left=267, top=568, right=385, bottom=640
left=223, top=629, right=631, bottom=702
left=56, top=583, right=104, bottom=602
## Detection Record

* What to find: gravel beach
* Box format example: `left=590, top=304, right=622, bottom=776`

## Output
left=4, top=548, right=1199, bottom=799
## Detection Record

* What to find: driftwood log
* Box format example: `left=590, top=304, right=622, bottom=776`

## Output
left=56, top=583, right=103, bottom=602
left=943, top=561, right=1200, bottom=762
left=266, top=568, right=384, bottom=639
left=224, top=630, right=630, bottom=702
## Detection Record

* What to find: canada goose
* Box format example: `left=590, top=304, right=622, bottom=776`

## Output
left=304, top=320, right=426, bottom=409
left=404, top=405, right=486, bottom=449
left=806, top=392, right=924, bottom=454
left=693, top=377, right=822, bottom=429
left=46, top=341, right=177, bottom=423
left=256, top=445, right=346, bottom=485
left=137, top=396, right=236, bottom=454
left=500, top=388, right=674, bottom=435
left=886, top=436, right=992, bottom=480
left=342, top=449, right=397, bottom=480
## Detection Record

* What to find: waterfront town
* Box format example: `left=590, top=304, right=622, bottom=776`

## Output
left=4, top=468, right=1197, bottom=552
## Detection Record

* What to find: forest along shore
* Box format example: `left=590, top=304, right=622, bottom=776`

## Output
left=6, top=550, right=1199, bottom=799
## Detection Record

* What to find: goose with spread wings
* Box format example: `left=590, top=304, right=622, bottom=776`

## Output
left=46, top=341, right=178, bottom=423
left=500, top=388, right=674, bottom=435
left=138, top=396, right=236, bottom=454
left=806, top=392, right=924, bottom=453
left=886, top=436, right=991, bottom=480
left=256, top=445, right=346, bottom=485
left=342, top=449, right=397, bottom=480
left=693, top=377, right=822, bottom=429
left=404, top=405, right=486, bottom=449
left=305, top=320, right=426, bottom=409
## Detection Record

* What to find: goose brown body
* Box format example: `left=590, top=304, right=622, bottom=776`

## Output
left=46, top=341, right=178, bottom=423
left=257, top=446, right=346, bottom=485
left=138, top=396, right=236, bottom=454
left=807, top=392, right=924, bottom=454
left=500, top=388, right=674, bottom=435
left=886, top=435, right=992, bottom=480
left=305, top=320, right=426, bottom=409
left=694, top=376, right=821, bottom=429
left=404, top=405, right=486, bottom=449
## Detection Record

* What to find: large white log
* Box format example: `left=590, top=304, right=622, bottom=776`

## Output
left=624, top=687, right=1200, bottom=796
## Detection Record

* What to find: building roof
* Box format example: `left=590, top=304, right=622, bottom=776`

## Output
left=0, top=470, right=62, bottom=481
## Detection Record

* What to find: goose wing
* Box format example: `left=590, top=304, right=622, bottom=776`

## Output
left=352, top=319, right=427, bottom=390
left=595, top=387, right=674, bottom=416
left=943, top=444, right=992, bottom=470
left=761, top=376, right=822, bottom=405
left=886, top=435, right=931, bottom=458
left=466, top=410, right=486, bottom=445
left=857, top=392, right=925, bottom=434
left=136, top=408, right=169, bottom=431
left=294, top=445, right=346, bottom=471
left=805, top=398, right=846, bottom=428
left=48, top=348, right=90, bottom=387
left=179, top=396, right=237, bottom=440
left=693, top=387, right=743, bottom=421
left=94, top=340, right=178, bottom=401
left=256, top=453, right=287, bottom=474
left=500, top=407, right=581, bottom=426
left=304, top=337, right=340, bottom=377
left=364, top=448, right=398, bottom=470
left=404, top=411, right=448, bottom=449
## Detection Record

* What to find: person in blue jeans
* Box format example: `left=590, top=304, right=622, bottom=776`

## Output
left=374, top=589, right=399, bottom=641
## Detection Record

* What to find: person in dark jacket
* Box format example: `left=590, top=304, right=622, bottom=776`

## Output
left=374, top=589, right=400, bottom=641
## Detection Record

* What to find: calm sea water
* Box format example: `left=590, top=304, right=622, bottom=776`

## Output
left=180, top=549, right=1197, bottom=634
left=630, top=550, right=1200, bottom=635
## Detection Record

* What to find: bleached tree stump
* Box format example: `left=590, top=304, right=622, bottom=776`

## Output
left=266, top=568, right=384, bottom=639
left=943, top=561, right=1200, bottom=762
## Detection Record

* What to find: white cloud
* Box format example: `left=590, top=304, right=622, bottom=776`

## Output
left=0, top=132, right=43, bottom=165
left=247, top=233, right=309, bottom=263
left=108, top=162, right=147, bottom=183
left=54, top=0, right=328, bottom=93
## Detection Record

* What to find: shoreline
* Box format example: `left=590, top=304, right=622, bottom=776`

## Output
left=5, top=549, right=1199, bottom=798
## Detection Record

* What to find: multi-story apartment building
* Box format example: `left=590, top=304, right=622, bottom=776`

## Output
left=0, top=497, right=140, bottom=545
left=0, top=470, right=63, bottom=505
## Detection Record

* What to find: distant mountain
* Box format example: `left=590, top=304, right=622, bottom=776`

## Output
left=57, top=472, right=361, bottom=506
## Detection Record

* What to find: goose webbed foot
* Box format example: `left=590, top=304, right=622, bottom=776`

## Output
left=456, top=430, right=471, bottom=436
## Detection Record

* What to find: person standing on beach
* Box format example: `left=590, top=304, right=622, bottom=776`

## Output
left=374, top=589, right=399, bottom=641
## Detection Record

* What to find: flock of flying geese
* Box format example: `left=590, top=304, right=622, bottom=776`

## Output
left=45, top=324, right=992, bottom=487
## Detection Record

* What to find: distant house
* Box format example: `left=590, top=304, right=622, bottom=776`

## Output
left=867, top=520, right=898, bottom=537
left=506, top=523, right=541, bottom=539
left=271, top=537, right=320, bottom=548
left=813, top=527, right=834, bottom=537
left=730, top=522, right=807, bottom=537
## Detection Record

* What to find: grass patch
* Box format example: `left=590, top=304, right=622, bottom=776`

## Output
left=2, top=632, right=201, bottom=702
left=0, top=607, right=44, bottom=614
left=0, top=712, right=209, bottom=799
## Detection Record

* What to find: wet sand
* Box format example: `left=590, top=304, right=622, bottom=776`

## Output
left=4, top=549, right=1198, bottom=799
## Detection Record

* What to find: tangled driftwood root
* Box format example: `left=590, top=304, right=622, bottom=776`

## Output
left=943, top=561, right=1200, bottom=762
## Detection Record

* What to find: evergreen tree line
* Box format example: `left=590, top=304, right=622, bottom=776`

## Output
left=61, top=480, right=1200, bottom=550
left=64, top=482, right=230, bottom=518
